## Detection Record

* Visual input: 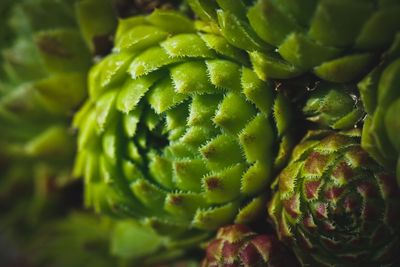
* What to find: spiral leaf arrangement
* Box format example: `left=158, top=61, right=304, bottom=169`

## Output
left=74, top=9, right=294, bottom=241
left=268, top=129, right=400, bottom=266
left=1, top=0, right=400, bottom=266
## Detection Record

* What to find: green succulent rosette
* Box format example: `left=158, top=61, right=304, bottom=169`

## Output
left=302, top=82, right=365, bottom=130
left=188, top=0, right=400, bottom=82
left=358, top=34, right=400, bottom=183
left=74, top=9, right=294, bottom=245
left=268, top=129, right=400, bottom=266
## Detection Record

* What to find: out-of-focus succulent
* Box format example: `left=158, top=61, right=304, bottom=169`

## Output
left=303, top=83, right=364, bottom=130
left=201, top=224, right=299, bottom=267
left=268, top=129, right=400, bottom=266
left=74, top=9, right=295, bottom=246
left=0, top=0, right=117, bottom=262
left=358, top=34, right=400, bottom=182
left=0, top=0, right=91, bottom=227
left=29, top=213, right=118, bottom=267
left=188, top=0, right=400, bottom=82
left=0, top=0, right=18, bottom=62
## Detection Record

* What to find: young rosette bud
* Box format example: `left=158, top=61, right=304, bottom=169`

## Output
left=358, top=36, right=400, bottom=182
left=73, top=10, right=294, bottom=243
left=303, top=83, right=364, bottom=130
left=268, top=129, right=400, bottom=266
left=188, top=0, right=400, bottom=82
left=201, top=224, right=299, bottom=267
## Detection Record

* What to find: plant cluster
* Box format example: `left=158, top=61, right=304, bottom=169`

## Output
left=1, top=0, right=400, bottom=266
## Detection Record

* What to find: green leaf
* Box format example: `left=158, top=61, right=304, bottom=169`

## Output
left=147, top=77, right=188, bottom=114
left=146, top=10, right=195, bottom=34
left=170, top=61, right=215, bottom=94
left=199, top=33, right=248, bottom=64
left=239, top=114, right=274, bottom=163
left=161, top=34, right=215, bottom=58
left=111, top=221, right=163, bottom=259
left=385, top=99, right=400, bottom=153
left=116, top=26, right=168, bottom=52
left=34, top=29, right=91, bottom=72
left=355, top=6, right=400, bottom=50
left=203, top=164, right=246, bottom=203
left=250, top=51, right=303, bottom=80
left=164, top=193, right=207, bottom=221
left=187, top=0, right=218, bottom=21
left=188, top=94, right=222, bottom=126
left=213, top=92, right=256, bottom=135
left=206, top=59, right=242, bottom=91
left=308, top=0, right=373, bottom=46
left=235, top=194, right=267, bottom=224
left=241, top=162, right=272, bottom=195
left=173, top=159, right=207, bottom=192
left=130, top=179, right=167, bottom=211
left=241, top=67, right=273, bottom=115
left=201, top=134, right=244, bottom=170
left=116, top=72, right=161, bottom=113
left=129, top=47, right=181, bottom=79
left=95, top=90, right=117, bottom=131
left=278, top=33, right=341, bottom=69
left=217, top=10, right=270, bottom=52
left=377, top=59, right=400, bottom=107
left=314, top=53, right=374, bottom=83
left=247, top=0, right=299, bottom=46
left=192, top=202, right=239, bottom=230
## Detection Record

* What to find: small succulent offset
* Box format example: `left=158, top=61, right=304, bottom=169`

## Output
left=188, top=0, right=400, bottom=82
left=302, top=83, right=364, bottom=130
left=268, top=129, right=400, bottom=266
left=73, top=9, right=295, bottom=243
left=201, top=224, right=299, bottom=267
left=358, top=35, right=400, bottom=183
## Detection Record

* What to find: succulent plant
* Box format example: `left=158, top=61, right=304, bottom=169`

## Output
left=302, top=83, right=364, bottom=130
left=268, top=129, right=400, bottom=266
left=358, top=34, right=400, bottom=182
left=29, top=213, right=118, bottom=267
left=0, top=0, right=117, bottom=262
left=73, top=9, right=295, bottom=245
left=202, top=224, right=299, bottom=267
left=0, top=0, right=91, bottom=220
left=188, top=0, right=400, bottom=82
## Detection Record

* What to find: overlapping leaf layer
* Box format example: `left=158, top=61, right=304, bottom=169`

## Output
left=188, top=0, right=400, bottom=82
left=358, top=35, right=400, bottom=184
